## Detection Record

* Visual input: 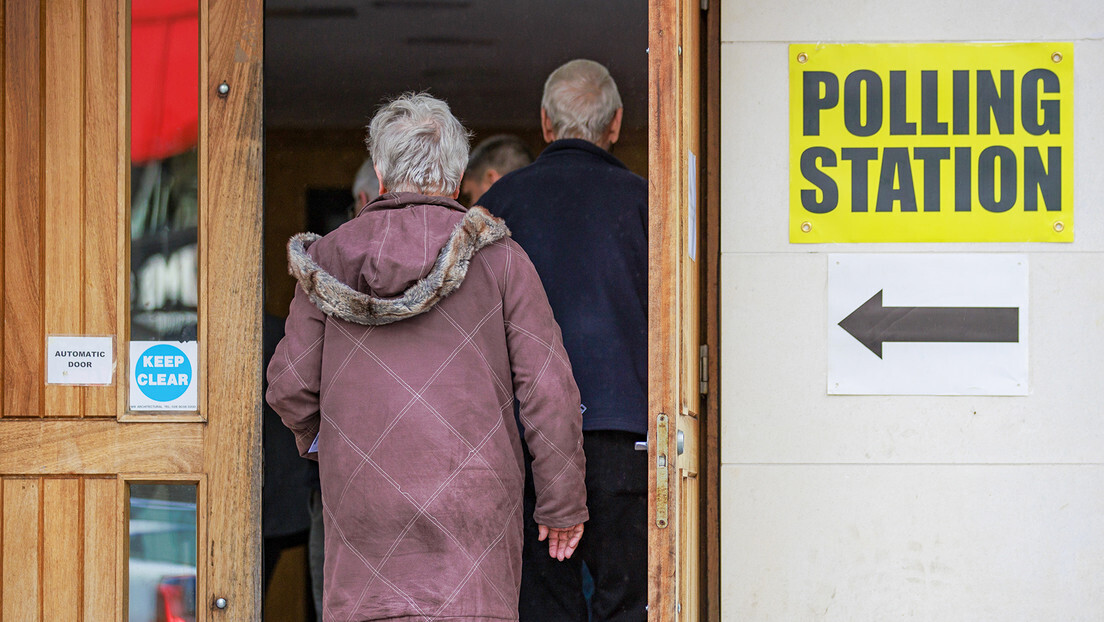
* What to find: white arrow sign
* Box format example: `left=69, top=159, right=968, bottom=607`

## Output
left=828, top=254, right=1029, bottom=396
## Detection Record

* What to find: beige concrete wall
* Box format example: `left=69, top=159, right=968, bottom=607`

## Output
left=719, top=1, right=1104, bottom=618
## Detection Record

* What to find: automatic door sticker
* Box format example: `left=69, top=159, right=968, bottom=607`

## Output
left=130, top=341, right=198, bottom=411
left=46, top=335, right=116, bottom=385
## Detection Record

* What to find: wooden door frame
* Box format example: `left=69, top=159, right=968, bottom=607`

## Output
left=203, top=0, right=264, bottom=616
left=647, top=0, right=680, bottom=607
left=701, top=5, right=722, bottom=622
left=647, top=0, right=721, bottom=619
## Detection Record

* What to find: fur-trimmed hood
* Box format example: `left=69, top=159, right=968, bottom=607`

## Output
left=287, top=194, right=509, bottom=326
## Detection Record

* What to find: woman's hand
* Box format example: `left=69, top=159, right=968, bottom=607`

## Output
left=537, top=523, right=585, bottom=561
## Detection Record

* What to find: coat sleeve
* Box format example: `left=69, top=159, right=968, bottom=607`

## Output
left=266, top=283, right=326, bottom=460
left=500, top=241, right=589, bottom=528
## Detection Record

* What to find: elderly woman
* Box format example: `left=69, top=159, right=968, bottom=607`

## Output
left=266, top=93, right=587, bottom=621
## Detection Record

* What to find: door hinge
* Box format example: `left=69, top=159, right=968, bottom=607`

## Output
left=655, top=413, right=669, bottom=529
left=701, top=0, right=708, bottom=10
left=699, top=344, right=709, bottom=396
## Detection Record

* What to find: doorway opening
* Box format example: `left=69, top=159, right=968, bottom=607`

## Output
left=260, top=3, right=648, bottom=620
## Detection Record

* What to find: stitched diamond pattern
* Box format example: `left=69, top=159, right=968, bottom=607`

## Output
left=268, top=238, right=585, bottom=622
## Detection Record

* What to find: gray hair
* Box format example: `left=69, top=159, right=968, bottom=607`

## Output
left=352, top=157, right=379, bottom=200
left=366, top=93, right=471, bottom=195
left=466, top=134, right=533, bottom=178
left=541, top=59, right=623, bottom=144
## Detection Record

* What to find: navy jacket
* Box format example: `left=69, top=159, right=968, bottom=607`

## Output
left=478, top=138, right=648, bottom=435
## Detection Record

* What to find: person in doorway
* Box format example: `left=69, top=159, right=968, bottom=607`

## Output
left=267, top=92, right=588, bottom=621
left=351, top=156, right=381, bottom=215
left=460, top=134, right=533, bottom=206
left=262, top=312, right=316, bottom=617
left=477, top=59, right=649, bottom=622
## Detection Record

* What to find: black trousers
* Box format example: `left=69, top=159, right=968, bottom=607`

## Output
left=520, top=430, right=648, bottom=622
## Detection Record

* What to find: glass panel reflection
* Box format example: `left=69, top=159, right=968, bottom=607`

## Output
left=129, top=483, right=197, bottom=622
left=130, top=0, right=199, bottom=342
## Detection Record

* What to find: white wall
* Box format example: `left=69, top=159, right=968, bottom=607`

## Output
left=719, top=1, right=1104, bottom=619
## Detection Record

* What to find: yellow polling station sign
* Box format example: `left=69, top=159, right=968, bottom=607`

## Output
left=790, top=43, right=1073, bottom=243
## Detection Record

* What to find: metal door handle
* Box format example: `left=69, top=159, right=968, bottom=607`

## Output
left=641, top=433, right=684, bottom=453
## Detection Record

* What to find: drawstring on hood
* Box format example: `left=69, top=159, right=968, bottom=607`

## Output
left=287, top=205, right=509, bottom=326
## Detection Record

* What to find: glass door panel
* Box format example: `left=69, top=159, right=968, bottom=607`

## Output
left=128, top=482, right=198, bottom=622
left=129, top=0, right=201, bottom=414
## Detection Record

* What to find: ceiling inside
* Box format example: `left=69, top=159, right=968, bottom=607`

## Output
left=264, top=0, right=650, bottom=133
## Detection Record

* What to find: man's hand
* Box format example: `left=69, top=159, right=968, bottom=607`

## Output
left=537, top=523, right=584, bottom=561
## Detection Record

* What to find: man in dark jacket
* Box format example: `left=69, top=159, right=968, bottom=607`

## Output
left=460, top=134, right=533, bottom=206
left=477, top=59, right=649, bottom=622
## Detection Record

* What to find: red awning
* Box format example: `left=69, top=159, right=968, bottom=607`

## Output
left=131, top=0, right=199, bottom=164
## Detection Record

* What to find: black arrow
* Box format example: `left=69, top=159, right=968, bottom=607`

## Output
left=838, top=290, right=1019, bottom=358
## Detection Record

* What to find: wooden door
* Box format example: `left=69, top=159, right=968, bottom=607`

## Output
left=0, top=0, right=262, bottom=619
left=648, top=0, right=717, bottom=619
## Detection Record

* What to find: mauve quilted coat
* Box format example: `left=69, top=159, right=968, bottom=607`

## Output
left=266, top=192, right=588, bottom=622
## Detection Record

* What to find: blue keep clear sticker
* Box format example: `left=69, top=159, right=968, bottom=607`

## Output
left=129, top=341, right=198, bottom=411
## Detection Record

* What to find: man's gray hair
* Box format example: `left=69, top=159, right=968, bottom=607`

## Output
left=541, top=59, right=623, bottom=144
left=466, top=135, right=533, bottom=178
left=352, top=157, right=380, bottom=200
left=367, top=93, right=471, bottom=195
